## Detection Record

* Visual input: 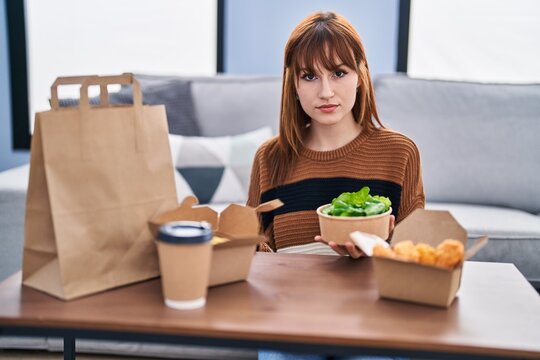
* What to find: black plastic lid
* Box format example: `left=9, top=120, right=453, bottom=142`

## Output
left=157, top=221, right=213, bottom=244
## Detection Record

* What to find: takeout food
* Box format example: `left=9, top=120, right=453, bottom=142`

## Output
left=317, top=187, right=392, bottom=244
left=373, top=239, right=465, bottom=269
left=372, top=209, right=488, bottom=308
left=321, top=186, right=391, bottom=217
left=149, top=196, right=282, bottom=287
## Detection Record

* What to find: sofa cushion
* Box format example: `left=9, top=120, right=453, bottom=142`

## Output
left=132, top=76, right=200, bottom=136
left=169, top=127, right=273, bottom=204
left=190, top=76, right=281, bottom=137
left=427, top=202, right=540, bottom=239
left=0, top=190, right=26, bottom=282
left=0, top=163, right=29, bottom=191
left=0, top=165, right=28, bottom=282
left=375, top=74, right=540, bottom=214
left=426, top=202, right=540, bottom=285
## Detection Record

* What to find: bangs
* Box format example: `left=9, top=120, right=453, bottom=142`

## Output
left=292, top=25, right=358, bottom=75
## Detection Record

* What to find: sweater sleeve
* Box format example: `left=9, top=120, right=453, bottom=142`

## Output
left=396, top=141, right=425, bottom=223
left=246, top=145, right=274, bottom=252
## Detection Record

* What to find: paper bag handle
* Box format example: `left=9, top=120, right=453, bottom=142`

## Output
left=79, top=73, right=143, bottom=108
left=50, top=75, right=99, bottom=110
left=78, top=74, right=147, bottom=159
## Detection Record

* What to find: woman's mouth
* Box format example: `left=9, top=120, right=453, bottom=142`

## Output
left=317, top=104, right=339, bottom=113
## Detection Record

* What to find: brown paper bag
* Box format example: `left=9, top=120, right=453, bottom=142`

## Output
left=22, top=74, right=178, bottom=300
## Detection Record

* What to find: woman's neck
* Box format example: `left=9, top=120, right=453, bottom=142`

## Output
left=304, top=115, right=362, bottom=152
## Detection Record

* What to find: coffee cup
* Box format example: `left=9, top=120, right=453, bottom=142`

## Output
left=156, top=221, right=213, bottom=310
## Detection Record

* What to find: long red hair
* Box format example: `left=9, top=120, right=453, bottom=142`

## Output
left=267, top=11, right=383, bottom=186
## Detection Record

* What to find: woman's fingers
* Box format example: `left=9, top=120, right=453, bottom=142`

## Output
left=328, top=241, right=349, bottom=256
left=389, top=215, right=395, bottom=233
left=315, top=235, right=365, bottom=258
left=345, top=241, right=364, bottom=259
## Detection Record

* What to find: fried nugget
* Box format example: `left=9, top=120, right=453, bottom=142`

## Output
left=415, top=243, right=437, bottom=265
left=393, top=240, right=420, bottom=262
left=373, top=244, right=395, bottom=259
left=435, top=239, right=464, bottom=269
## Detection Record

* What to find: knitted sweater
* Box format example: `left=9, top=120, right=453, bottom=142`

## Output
left=247, top=127, right=425, bottom=252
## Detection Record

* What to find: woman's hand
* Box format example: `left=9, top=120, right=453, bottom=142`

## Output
left=314, top=215, right=395, bottom=259
left=314, top=235, right=366, bottom=258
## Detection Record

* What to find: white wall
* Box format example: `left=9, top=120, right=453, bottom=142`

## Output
left=408, top=0, right=540, bottom=83
left=225, top=0, right=399, bottom=77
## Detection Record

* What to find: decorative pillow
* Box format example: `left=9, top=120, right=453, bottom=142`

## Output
left=168, top=127, right=273, bottom=204
left=129, top=75, right=200, bottom=136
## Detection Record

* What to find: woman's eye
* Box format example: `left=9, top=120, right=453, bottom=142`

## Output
left=334, top=70, right=347, bottom=78
left=302, top=74, right=317, bottom=81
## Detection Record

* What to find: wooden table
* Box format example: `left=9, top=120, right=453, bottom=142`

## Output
left=1, top=253, right=539, bottom=359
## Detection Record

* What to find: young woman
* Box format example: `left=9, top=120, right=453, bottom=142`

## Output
left=247, top=11, right=425, bottom=260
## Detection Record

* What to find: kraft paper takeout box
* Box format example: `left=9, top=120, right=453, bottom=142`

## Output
left=149, top=196, right=282, bottom=287
left=317, top=205, right=392, bottom=244
left=372, top=209, right=488, bottom=308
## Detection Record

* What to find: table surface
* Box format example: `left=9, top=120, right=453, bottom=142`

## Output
left=1, top=253, right=539, bottom=359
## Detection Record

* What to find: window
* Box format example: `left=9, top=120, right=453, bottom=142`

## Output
left=407, top=0, right=540, bottom=83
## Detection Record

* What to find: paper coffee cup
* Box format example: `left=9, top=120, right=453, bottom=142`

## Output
left=156, top=221, right=213, bottom=310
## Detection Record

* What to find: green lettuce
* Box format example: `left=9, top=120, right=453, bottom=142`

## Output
left=322, top=186, right=391, bottom=217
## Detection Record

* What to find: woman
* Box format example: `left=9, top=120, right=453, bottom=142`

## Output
left=247, top=11, right=424, bottom=261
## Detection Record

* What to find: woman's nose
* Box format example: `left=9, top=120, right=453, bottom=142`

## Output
left=318, top=78, right=335, bottom=99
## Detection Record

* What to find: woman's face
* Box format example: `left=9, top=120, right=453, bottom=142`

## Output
left=296, top=61, right=358, bottom=127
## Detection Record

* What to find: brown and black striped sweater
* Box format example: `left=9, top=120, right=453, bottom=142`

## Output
left=247, top=127, right=425, bottom=252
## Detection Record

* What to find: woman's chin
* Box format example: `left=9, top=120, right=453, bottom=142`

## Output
left=310, top=117, right=348, bottom=127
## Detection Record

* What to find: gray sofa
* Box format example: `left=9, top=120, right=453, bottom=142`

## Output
left=1, top=73, right=539, bottom=357
left=374, top=74, right=540, bottom=289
